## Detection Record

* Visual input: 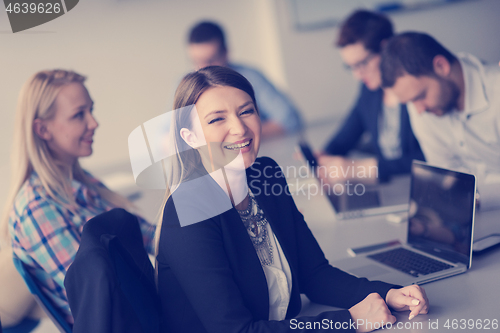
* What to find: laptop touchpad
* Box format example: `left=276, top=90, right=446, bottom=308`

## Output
left=350, top=264, right=390, bottom=278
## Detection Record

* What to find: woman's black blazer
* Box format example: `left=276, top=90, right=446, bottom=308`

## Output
left=157, top=157, right=397, bottom=332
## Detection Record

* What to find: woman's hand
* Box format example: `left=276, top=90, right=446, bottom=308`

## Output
left=386, top=285, right=429, bottom=320
left=348, top=293, right=396, bottom=333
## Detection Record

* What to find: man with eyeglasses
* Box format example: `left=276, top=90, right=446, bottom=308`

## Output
left=320, top=10, right=424, bottom=183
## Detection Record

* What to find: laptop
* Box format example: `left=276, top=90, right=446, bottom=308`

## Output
left=332, top=161, right=477, bottom=285
left=297, top=141, right=408, bottom=220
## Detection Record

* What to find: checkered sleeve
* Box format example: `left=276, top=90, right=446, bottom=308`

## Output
left=10, top=197, right=81, bottom=306
left=137, top=215, right=156, bottom=255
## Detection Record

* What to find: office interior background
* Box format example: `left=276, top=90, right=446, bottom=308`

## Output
left=1, top=0, right=499, bottom=206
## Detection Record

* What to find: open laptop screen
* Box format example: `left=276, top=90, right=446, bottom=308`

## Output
left=408, top=162, right=476, bottom=267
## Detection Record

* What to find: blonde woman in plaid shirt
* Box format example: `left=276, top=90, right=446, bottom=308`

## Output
left=0, top=70, right=155, bottom=327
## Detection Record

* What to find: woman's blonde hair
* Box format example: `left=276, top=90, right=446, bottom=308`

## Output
left=153, top=66, right=257, bottom=270
left=1, top=69, right=132, bottom=247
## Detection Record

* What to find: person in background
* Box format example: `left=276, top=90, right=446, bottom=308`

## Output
left=187, top=21, right=303, bottom=139
left=320, top=10, right=424, bottom=183
left=156, top=65, right=429, bottom=333
left=380, top=32, right=500, bottom=209
left=1, top=70, right=156, bottom=325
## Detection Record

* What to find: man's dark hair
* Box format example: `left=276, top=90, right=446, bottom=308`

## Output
left=188, top=21, right=226, bottom=52
left=381, top=32, right=458, bottom=88
left=336, top=10, right=393, bottom=53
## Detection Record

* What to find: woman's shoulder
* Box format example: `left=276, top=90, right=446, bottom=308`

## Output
left=163, top=174, right=232, bottom=228
left=247, top=156, right=280, bottom=172
left=246, top=157, right=286, bottom=182
left=13, top=173, right=47, bottom=212
left=10, top=172, right=73, bottom=224
left=74, top=169, right=107, bottom=194
left=80, top=169, right=102, bottom=185
left=9, top=173, right=60, bottom=233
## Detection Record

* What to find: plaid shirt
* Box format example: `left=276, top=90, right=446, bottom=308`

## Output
left=8, top=171, right=156, bottom=324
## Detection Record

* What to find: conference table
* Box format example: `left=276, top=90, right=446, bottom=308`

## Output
left=110, top=120, right=500, bottom=332
left=290, top=176, right=500, bottom=332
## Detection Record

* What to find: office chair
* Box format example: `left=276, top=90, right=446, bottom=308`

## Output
left=12, top=258, right=72, bottom=333
left=2, top=317, right=39, bottom=333
left=65, top=208, right=161, bottom=333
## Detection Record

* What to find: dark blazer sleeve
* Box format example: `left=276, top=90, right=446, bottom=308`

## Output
left=324, top=87, right=366, bottom=155
left=66, top=209, right=159, bottom=333
left=66, top=247, right=114, bottom=333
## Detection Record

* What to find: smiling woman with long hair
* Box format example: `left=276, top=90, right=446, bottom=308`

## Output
left=155, top=66, right=429, bottom=333
left=0, top=69, right=155, bottom=326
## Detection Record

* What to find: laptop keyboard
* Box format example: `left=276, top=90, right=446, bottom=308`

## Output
left=368, top=247, right=453, bottom=277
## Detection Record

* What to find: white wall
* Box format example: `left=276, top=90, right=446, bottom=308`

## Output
left=274, top=0, right=500, bottom=126
left=0, top=0, right=286, bottom=204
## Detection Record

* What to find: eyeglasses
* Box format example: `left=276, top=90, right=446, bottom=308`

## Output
left=343, top=53, right=377, bottom=72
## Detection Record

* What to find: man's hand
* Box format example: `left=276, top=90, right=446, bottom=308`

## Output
left=349, top=293, right=396, bottom=333
left=386, top=285, right=429, bottom=320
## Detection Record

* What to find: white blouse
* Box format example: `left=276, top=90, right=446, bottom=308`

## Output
left=238, top=190, right=293, bottom=321
left=238, top=190, right=292, bottom=320
left=262, top=223, right=293, bottom=320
